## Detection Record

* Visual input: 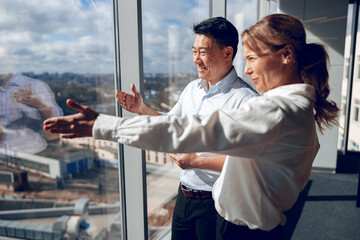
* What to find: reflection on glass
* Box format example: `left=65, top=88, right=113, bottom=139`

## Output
left=269, top=0, right=279, bottom=13
left=141, top=0, right=208, bottom=238
left=348, top=11, right=360, bottom=152
left=337, top=4, right=352, bottom=151
left=338, top=3, right=360, bottom=152
left=0, top=55, right=63, bottom=155
left=0, top=0, right=120, bottom=239
left=227, top=0, right=259, bottom=85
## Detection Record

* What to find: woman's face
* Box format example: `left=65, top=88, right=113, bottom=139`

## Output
left=243, top=44, right=286, bottom=93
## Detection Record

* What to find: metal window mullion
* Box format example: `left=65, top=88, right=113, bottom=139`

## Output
left=257, top=0, right=272, bottom=20
left=343, top=0, right=360, bottom=155
left=113, top=0, right=147, bottom=240
left=111, top=0, right=128, bottom=239
left=211, top=0, right=226, bottom=18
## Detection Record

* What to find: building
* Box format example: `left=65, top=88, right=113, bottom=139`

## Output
left=0, top=145, right=94, bottom=180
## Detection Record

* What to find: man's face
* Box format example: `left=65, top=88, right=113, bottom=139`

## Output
left=192, top=34, right=231, bottom=85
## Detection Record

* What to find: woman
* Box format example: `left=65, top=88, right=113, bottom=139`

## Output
left=44, top=14, right=339, bottom=239
left=211, top=13, right=339, bottom=239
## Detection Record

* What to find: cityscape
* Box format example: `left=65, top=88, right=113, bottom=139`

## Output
left=0, top=71, right=195, bottom=239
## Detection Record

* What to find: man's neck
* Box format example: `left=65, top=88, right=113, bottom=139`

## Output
left=207, top=66, right=233, bottom=88
left=0, top=74, right=14, bottom=88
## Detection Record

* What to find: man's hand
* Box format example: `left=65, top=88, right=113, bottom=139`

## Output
left=43, top=99, right=99, bottom=139
left=116, top=84, right=144, bottom=114
left=116, top=84, right=161, bottom=116
left=168, top=153, right=200, bottom=169
left=169, top=153, right=225, bottom=171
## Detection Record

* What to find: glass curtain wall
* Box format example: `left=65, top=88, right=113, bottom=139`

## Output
left=338, top=3, right=354, bottom=151
left=0, top=0, right=121, bottom=239
left=226, top=0, right=269, bottom=85
left=140, top=0, right=209, bottom=238
left=347, top=3, right=360, bottom=152
left=338, top=2, right=360, bottom=153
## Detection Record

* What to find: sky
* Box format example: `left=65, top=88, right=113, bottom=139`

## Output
left=0, top=0, right=257, bottom=74
left=0, top=0, right=114, bottom=74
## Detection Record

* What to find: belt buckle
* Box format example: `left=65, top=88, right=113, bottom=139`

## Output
left=181, top=184, right=210, bottom=199
left=181, top=184, right=195, bottom=198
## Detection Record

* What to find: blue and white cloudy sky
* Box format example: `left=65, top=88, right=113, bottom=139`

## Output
left=0, top=0, right=257, bottom=74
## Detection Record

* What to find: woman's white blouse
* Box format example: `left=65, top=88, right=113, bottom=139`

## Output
left=93, top=83, right=320, bottom=231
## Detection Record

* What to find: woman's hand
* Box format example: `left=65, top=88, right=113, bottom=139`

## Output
left=43, top=99, right=99, bottom=139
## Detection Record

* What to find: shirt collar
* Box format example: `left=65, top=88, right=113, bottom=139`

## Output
left=263, top=83, right=317, bottom=103
left=197, top=67, right=237, bottom=93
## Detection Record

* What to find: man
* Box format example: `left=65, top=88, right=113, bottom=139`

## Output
left=0, top=54, right=62, bottom=154
left=52, top=17, right=257, bottom=240
left=116, top=16, right=257, bottom=240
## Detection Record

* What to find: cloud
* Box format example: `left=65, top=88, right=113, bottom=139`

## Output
left=0, top=0, right=113, bottom=74
left=0, top=0, right=258, bottom=74
left=141, top=0, right=208, bottom=73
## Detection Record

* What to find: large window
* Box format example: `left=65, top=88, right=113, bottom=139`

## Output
left=339, top=2, right=360, bottom=153
left=0, top=0, right=120, bottom=239
left=227, top=0, right=262, bottom=84
left=338, top=3, right=353, bottom=151
left=141, top=0, right=209, bottom=238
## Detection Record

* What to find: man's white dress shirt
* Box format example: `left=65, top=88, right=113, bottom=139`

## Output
left=93, top=83, right=320, bottom=231
left=167, top=68, right=257, bottom=191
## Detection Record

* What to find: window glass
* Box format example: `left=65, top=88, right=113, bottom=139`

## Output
left=269, top=0, right=279, bottom=13
left=353, top=99, right=360, bottom=122
left=338, top=4, right=352, bottom=150
left=0, top=0, right=120, bottom=239
left=348, top=9, right=360, bottom=152
left=141, top=0, right=208, bottom=238
left=339, top=3, right=360, bottom=152
left=227, top=0, right=260, bottom=85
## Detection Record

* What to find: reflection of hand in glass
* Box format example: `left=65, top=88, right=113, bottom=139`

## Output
left=12, top=88, right=40, bottom=108
left=116, top=84, right=161, bottom=116
left=12, top=88, right=54, bottom=119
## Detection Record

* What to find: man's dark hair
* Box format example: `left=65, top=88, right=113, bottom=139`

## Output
left=193, top=17, right=239, bottom=59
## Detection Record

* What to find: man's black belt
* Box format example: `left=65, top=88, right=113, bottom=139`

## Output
left=180, top=184, right=213, bottom=199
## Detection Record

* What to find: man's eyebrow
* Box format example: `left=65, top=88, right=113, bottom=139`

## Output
left=192, top=46, right=209, bottom=50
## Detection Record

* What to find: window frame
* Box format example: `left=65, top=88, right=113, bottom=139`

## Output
left=337, top=0, right=360, bottom=175
left=112, top=0, right=147, bottom=239
left=113, top=0, right=228, bottom=238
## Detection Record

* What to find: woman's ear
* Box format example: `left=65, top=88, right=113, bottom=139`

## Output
left=224, top=46, right=234, bottom=60
left=282, top=44, right=295, bottom=64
